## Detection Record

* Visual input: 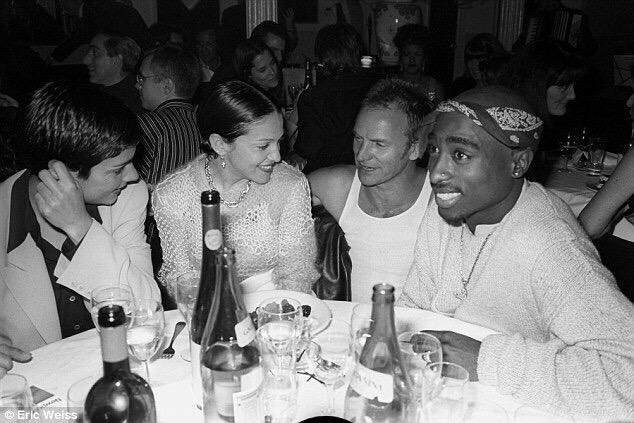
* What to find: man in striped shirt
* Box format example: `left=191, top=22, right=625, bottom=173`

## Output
left=135, top=45, right=201, bottom=187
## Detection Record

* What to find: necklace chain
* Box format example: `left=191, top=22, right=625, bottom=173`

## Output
left=456, top=224, right=496, bottom=300
left=204, top=157, right=251, bottom=208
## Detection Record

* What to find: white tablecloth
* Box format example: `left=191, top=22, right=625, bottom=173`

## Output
left=12, top=303, right=604, bottom=423
left=545, top=157, right=634, bottom=242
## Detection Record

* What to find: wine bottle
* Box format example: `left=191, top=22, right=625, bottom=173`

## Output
left=344, top=284, right=414, bottom=422
left=200, top=247, right=262, bottom=423
left=84, top=304, right=156, bottom=423
left=191, top=190, right=222, bottom=409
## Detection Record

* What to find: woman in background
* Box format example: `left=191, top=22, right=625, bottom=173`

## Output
left=233, top=39, right=286, bottom=107
left=152, top=81, right=317, bottom=299
left=393, top=24, right=444, bottom=103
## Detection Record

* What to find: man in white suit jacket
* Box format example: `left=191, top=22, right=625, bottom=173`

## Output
left=0, top=82, right=160, bottom=377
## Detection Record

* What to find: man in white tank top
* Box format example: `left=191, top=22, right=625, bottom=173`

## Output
left=308, top=79, right=434, bottom=302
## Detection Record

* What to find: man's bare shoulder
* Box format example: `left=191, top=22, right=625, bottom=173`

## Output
left=308, top=165, right=356, bottom=220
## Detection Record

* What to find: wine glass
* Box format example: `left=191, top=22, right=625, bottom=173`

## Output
left=67, top=375, right=99, bottom=422
left=398, top=331, right=442, bottom=365
left=176, top=272, right=199, bottom=361
left=257, top=297, right=303, bottom=370
left=126, top=299, right=165, bottom=384
left=312, top=319, right=354, bottom=416
left=0, top=374, right=34, bottom=413
left=287, top=82, right=302, bottom=106
left=91, top=286, right=134, bottom=331
left=557, top=136, right=576, bottom=173
left=350, top=303, right=372, bottom=358
left=421, top=362, right=469, bottom=422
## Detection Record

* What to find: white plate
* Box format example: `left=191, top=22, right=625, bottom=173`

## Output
left=243, top=290, right=333, bottom=335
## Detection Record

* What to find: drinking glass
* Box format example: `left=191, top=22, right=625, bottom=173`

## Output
left=588, top=137, right=607, bottom=173
left=0, top=374, right=34, bottom=413
left=557, top=137, right=576, bottom=173
left=421, top=362, right=469, bottom=422
left=350, top=303, right=372, bottom=358
left=287, top=82, right=302, bottom=106
left=398, top=331, right=442, bottom=364
left=90, top=286, right=134, bottom=331
left=67, top=375, right=99, bottom=422
left=312, top=319, right=354, bottom=416
left=126, top=299, right=165, bottom=384
left=259, top=367, right=298, bottom=423
left=176, top=272, right=199, bottom=361
left=257, top=297, right=303, bottom=369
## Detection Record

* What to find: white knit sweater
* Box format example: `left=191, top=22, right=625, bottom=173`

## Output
left=398, top=181, right=634, bottom=418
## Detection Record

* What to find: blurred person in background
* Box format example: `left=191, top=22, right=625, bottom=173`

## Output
left=393, top=24, right=444, bottom=103
left=233, top=39, right=286, bottom=107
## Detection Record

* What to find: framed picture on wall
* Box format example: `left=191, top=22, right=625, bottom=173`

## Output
left=279, top=0, right=319, bottom=23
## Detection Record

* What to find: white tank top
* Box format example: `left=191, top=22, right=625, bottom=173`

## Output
left=339, top=170, right=432, bottom=302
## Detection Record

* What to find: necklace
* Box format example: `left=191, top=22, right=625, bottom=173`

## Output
left=455, top=224, right=496, bottom=300
left=204, top=157, right=251, bottom=208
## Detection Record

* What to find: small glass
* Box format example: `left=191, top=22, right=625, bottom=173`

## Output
left=176, top=272, right=199, bottom=361
left=126, top=299, right=165, bottom=384
left=398, top=331, right=442, bottom=364
left=90, top=286, right=134, bottom=331
left=0, top=374, right=34, bottom=412
left=67, top=375, right=99, bottom=422
left=557, top=136, right=576, bottom=173
left=312, top=319, right=354, bottom=416
left=349, top=303, right=372, bottom=358
left=421, top=362, right=469, bottom=422
left=588, top=137, right=606, bottom=174
left=259, top=368, right=298, bottom=423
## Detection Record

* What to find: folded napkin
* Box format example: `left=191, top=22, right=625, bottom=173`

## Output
left=240, top=268, right=275, bottom=294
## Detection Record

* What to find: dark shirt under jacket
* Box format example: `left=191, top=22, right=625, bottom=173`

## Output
left=136, top=99, right=202, bottom=186
left=7, top=171, right=99, bottom=338
left=294, top=71, right=379, bottom=174
left=101, top=74, right=144, bottom=115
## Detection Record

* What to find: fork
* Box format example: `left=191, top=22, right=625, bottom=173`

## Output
left=160, top=321, right=186, bottom=359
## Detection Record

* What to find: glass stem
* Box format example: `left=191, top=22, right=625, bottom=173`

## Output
left=144, top=360, right=151, bottom=385
left=327, top=384, right=335, bottom=415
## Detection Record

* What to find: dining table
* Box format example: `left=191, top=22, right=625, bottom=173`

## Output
left=11, top=301, right=609, bottom=423
left=544, top=151, right=634, bottom=242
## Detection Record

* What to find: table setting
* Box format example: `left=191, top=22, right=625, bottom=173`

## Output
left=3, top=283, right=615, bottom=423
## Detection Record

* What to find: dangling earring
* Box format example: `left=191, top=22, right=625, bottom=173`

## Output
left=220, top=156, right=226, bottom=169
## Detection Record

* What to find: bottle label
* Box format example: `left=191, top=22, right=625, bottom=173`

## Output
left=213, top=366, right=263, bottom=421
left=350, top=364, right=394, bottom=403
left=204, top=229, right=222, bottom=250
left=235, top=317, right=256, bottom=347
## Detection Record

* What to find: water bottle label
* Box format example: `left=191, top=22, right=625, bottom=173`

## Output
left=204, top=229, right=222, bottom=250
left=350, top=364, right=394, bottom=403
left=235, top=317, right=256, bottom=347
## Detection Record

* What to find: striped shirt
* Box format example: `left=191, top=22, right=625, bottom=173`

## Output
left=137, top=99, right=201, bottom=186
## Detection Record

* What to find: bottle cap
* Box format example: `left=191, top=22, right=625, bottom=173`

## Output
left=97, top=304, right=126, bottom=328
left=201, top=190, right=220, bottom=205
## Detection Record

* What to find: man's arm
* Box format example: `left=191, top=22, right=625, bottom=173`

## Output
left=307, top=165, right=355, bottom=221
left=477, top=240, right=634, bottom=417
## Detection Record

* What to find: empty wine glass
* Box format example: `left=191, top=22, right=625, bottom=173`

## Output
left=176, top=272, right=199, bottom=361
left=350, top=303, right=372, bottom=358
left=557, top=135, right=577, bottom=173
left=91, top=286, right=134, bottom=331
left=0, top=374, right=34, bottom=413
left=312, top=319, right=354, bottom=416
left=398, top=331, right=442, bottom=364
left=126, top=299, right=165, bottom=384
left=67, top=375, right=99, bottom=421
left=421, top=362, right=469, bottom=422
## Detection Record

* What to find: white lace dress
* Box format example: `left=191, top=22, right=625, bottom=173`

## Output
left=152, top=155, right=318, bottom=298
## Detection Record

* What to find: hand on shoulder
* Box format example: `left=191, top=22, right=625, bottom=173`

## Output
left=307, top=165, right=355, bottom=221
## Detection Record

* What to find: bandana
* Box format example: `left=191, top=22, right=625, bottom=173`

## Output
left=435, top=98, right=543, bottom=149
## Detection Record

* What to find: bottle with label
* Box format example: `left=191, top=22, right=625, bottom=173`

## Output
left=201, top=247, right=262, bottom=423
left=84, top=304, right=156, bottom=423
left=191, top=190, right=222, bottom=409
left=344, top=283, right=414, bottom=422
left=304, top=58, right=312, bottom=90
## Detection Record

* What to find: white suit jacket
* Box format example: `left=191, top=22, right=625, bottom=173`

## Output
left=0, top=170, right=160, bottom=351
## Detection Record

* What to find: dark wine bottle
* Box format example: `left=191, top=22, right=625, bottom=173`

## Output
left=344, top=284, right=414, bottom=422
left=84, top=304, right=156, bottom=423
left=191, top=190, right=222, bottom=409
left=201, top=247, right=261, bottom=423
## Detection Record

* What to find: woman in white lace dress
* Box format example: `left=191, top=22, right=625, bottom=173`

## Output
left=152, top=80, right=318, bottom=298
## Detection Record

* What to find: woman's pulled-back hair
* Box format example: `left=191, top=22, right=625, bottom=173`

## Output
left=197, top=80, right=281, bottom=156
left=314, top=23, right=363, bottom=77
left=15, top=81, right=140, bottom=178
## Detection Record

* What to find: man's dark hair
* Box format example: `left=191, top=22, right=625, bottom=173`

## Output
left=232, top=39, right=275, bottom=81
left=314, top=24, right=363, bottom=76
left=393, top=24, right=430, bottom=55
left=197, top=80, right=280, bottom=156
left=101, top=32, right=141, bottom=73
left=251, top=20, right=286, bottom=45
left=362, top=78, right=434, bottom=146
left=146, top=45, right=201, bottom=99
left=15, top=81, right=140, bottom=178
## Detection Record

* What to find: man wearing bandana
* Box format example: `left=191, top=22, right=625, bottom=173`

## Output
left=398, top=86, right=634, bottom=417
